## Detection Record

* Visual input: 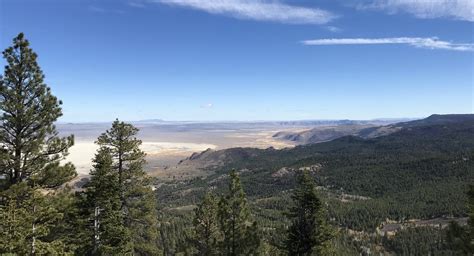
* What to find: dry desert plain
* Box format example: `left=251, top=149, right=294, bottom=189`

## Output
left=58, top=121, right=309, bottom=179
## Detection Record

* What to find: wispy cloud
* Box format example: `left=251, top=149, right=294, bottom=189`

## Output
left=325, top=26, right=342, bottom=33
left=200, top=103, right=214, bottom=109
left=129, top=1, right=147, bottom=8
left=88, top=5, right=125, bottom=14
left=152, top=0, right=337, bottom=24
left=359, top=0, right=473, bottom=22
left=302, top=37, right=474, bottom=51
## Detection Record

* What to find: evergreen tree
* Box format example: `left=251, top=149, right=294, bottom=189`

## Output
left=286, top=171, right=334, bottom=256
left=0, top=33, right=75, bottom=188
left=0, top=33, right=77, bottom=254
left=0, top=183, right=68, bottom=254
left=46, top=187, right=86, bottom=253
left=218, top=170, right=261, bottom=255
left=245, top=221, right=262, bottom=255
left=446, top=185, right=474, bottom=254
left=83, top=147, right=132, bottom=255
left=96, top=120, right=160, bottom=255
left=192, top=192, right=220, bottom=255
left=468, top=184, right=474, bottom=246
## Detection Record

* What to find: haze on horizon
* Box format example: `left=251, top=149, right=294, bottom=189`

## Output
left=1, top=0, right=472, bottom=123
left=0, top=2, right=473, bottom=254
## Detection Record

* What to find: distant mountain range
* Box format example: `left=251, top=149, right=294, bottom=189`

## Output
left=62, top=118, right=412, bottom=126
left=273, top=114, right=474, bottom=145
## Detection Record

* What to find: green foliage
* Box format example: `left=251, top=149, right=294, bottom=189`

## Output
left=0, top=183, right=69, bottom=254
left=0, top=33, right=76, bottom=255
left=156, top=119, right=474, bottom=254
left=469, top=185, right=474, bottom=241
left=96, top=119, right=144, bottom=195
left=192, top=192, right=220, bottom=255
left=36, top=162, right=77, bottom=189
left=163, top=120, right=474, bottom=231
left=96, top=120, right=160, bottom=255
left=158, top=212, right=193, bottom=255
left=0, top=33, right=75, bottom=188
left=286, top=171, right=334, bottom=256
left=74, top=122, right=162, bottom=255
left=188, top=172, right=263, bottom=255
left=218, top=170, right=261, bottom=255
left=383, top=227, right=453, bottom=255
left=445, top=185, right=474, bottom=254
left=46, top=187, right=86, bottom=253
left=0, top=183, right=31, bottom=253
left=446, top=221, right=470, bottom=254
left=82, top=147, right=132, bottom=254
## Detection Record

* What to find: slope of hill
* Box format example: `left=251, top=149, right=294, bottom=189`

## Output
left=158, top=116, right=474, bottom=224
left=394, top=114, right=474, bottom=127
left=273, top=114, right=474, bottom=144
left=156, top=114, right=474, bottom=253
left=272, top=124, right=378, bottom=144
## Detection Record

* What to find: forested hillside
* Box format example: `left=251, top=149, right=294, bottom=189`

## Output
left=156, top=115, right=474, bottom=254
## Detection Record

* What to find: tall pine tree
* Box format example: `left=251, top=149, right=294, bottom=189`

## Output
left=0, top=33, right=77, bottom=254
left=286, top=171, right=334, bottom=256
left=96, top=120, right=160, bottom=255
left=0, top=33, right=75, bottom=188
left=192, top=192, right=220, bottom=255
left=82, top=147, right=132, bottom=255
left=218, top=170, right=261, bottom=256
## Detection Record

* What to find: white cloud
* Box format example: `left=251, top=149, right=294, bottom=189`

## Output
left=326, top=26, right=342, bottom=33
left=153, top=0, right=336, bottom=24
left=200, top=103, right=214, bottom=109
left=360, top=0, right=474, bottom=22
left=129, top=1, right=146, bottom=8
left=302, top=37, right=474, bottom=51
left=88, top=5, right=125, bottom=14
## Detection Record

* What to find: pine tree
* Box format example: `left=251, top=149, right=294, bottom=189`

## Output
left=0, top=183, right=30, bottom=253
left=192, top=192, right=220, bottom=255
left=245, top=221, right=262, bottom=255
left=0, top=183, right=68, bottom=254
left=83, top=147, right=132, bottom=255
left=96, top=120, right=160, bottom=255
left=0, top=33, right=75, bottom=188
left=286, top=171, right=334, bottom=256
left=0, top=33, right=77, bottom=254
left=218, top=170, right=261, bottom=255
left=46, top=187, right=85, bottom=253
left=468, top=185, right=474, bottom=245
left=446, top=185, right=474, bottom=253
left=446, top=221, right=470, bottom=253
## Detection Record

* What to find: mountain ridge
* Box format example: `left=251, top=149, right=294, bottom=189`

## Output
left=272, top=114, right=474, bottom=145
left=172, top=114, right=474, bottom=178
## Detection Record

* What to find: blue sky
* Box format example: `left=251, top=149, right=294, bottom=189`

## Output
left=0, top=0, right=473, bottom=122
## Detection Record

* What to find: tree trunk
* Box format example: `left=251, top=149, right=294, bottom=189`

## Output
left=93, top=206, right=100, bottom=254
left=31, top=204, right=36, bottom=255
